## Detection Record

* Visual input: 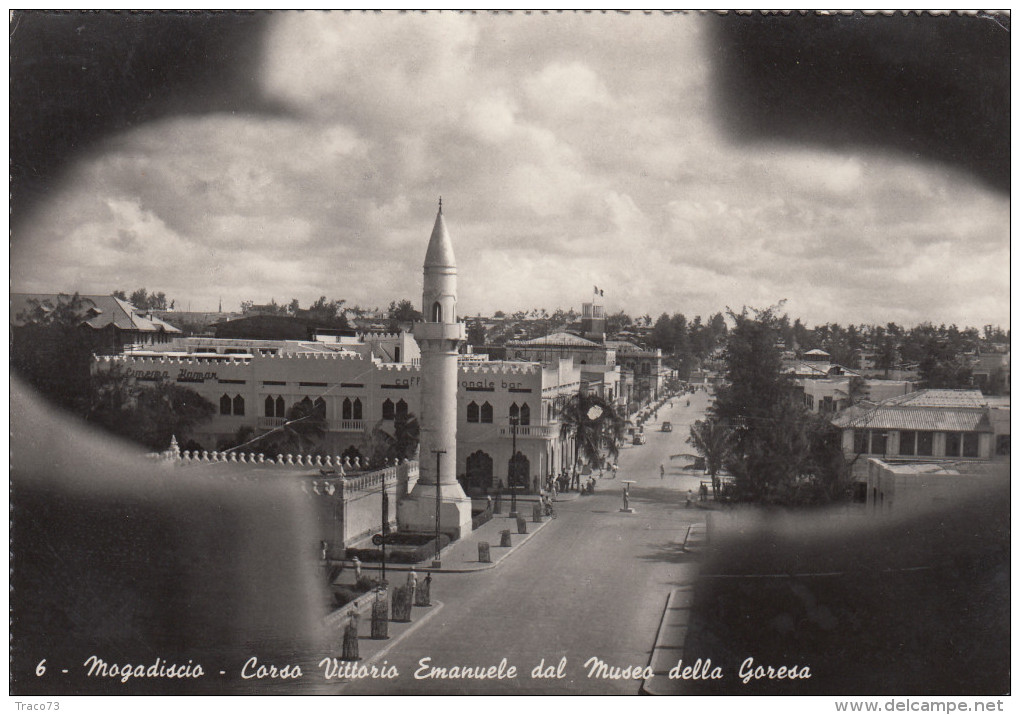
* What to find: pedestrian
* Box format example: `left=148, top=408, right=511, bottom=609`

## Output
left=660, top=464, right=665, bottom=479
left=686, top=490, right=693, bottom=508
left=406, top=570, right=418, bottom=605
left=352, top=555, right=362, bottom=580
left=700, top=483, right=708, bottom=502
left=486, top=494, right=493, bottom=513
left=612, top=463, right=618, bottom=478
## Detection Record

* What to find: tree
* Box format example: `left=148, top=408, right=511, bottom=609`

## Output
left=12, top=293, right=102, bottom=413
left=262, top=398, right=328, bottom=456
left=918, top=336, right=973, bottom=389
left=711, top=304, right=850, bottom=505
left=649, top=313, right=675, bottom=352
left=84, top=370, right=215, bottom=451
left=676, top=418, right=734, bottom=497
left=387, top=299, right=422, bottom=331
left=367, top=413, right=420, bottom=465
left=466, top=320, right=487, bottom=347
left=557, top=391, right=626, bottom=474
left=605, top=310, right=632, bottom=337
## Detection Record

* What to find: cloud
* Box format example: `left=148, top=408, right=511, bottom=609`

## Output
left=11, top=12, right=1009, bottom=329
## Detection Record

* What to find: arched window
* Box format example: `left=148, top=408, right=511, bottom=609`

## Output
left=299, top=396, right=313, bottom=411
left=508, top=451, right=530, bottom=488
left=265, top=396, right=275, bottom=418
left=394, top=346, right=401, bottom=362
left=467, top=401, right=479, bottom=423
left=432, top=301, right=442, bottom=322
left=395, top=399, right=408, bottom=421
left=275, top=396, right=286, bottom=418
left=342, top=397, right=352, bottom=420
left=314, top=397, right=326, bottom=417
left=520, top=403, right=531, bottom=426
left=353, top=398, right=363, bottom=420
left=220, top=394, right=232, bottom=416
left=232, top=395, right=245, bottom=416
left=509, top=402, right=520, bottom=423
left=547, top=402, right=553, bottom=421
left=466, top=451, right=494, bottom=490
left=480, top=401, right=493, bottom=424
left=382, top=398, right=395, bottom=421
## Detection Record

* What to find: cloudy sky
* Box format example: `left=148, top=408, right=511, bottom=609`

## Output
left=10, top=12, right=1010, bottom=328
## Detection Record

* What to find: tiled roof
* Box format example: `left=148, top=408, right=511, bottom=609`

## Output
left=11, top=293, right=181, bottom=333
left=832, top=389, right=992, bottom=432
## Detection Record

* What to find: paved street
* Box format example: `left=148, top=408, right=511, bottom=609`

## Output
left=342, top=390, right=712, bottom=694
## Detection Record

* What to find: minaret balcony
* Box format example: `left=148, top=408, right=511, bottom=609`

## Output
left=413, top=322, right=466, bottom=342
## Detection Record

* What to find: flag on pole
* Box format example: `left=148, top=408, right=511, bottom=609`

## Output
left=600, top=289, right=604, bottom=296
left=593, top=284, right=598, bottom=295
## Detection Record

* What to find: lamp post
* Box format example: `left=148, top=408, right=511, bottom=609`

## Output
left=509, top=415, right=519, bottom=518
left=432, top=449, right=445, bottom=568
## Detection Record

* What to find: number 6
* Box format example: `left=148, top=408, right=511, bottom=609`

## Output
left=36, top=659, right=47, bottom=676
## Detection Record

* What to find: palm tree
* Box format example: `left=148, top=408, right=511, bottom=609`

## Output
left=264, top=397, right=327, bottom=456
left=673, top=418, right=734, bottom=497
left=367, top=413, right=420, bottom=465
left=557, top=391, right=626, bottom=477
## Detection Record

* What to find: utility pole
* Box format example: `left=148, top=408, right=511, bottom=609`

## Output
left=509, top=415, right=519, bottom=517
left=381, top=483, right=389, bottom=583
left=432, top=449, right=445, bottom=568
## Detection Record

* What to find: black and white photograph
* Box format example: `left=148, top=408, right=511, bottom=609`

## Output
left=9, top=9, right=1011, bottom=705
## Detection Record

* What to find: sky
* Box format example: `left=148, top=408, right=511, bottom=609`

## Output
left=9, top=12, right=1011, bottom=329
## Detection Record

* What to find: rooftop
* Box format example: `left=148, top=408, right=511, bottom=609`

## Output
left=11, top=293, right=181, bottom=334
left=832, top=389, right=993, bottom=432
left=509, top=331, right=603, bottom=348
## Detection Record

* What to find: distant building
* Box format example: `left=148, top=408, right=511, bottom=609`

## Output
left=970, top=351, right=1010, bottom=394
left=863, top=457, right=1008, bottom=513
left=150, top=309, right=239, bottom=336
left=505, top=295, right=671, bottom=410
left=831, top=389, right=1008, bottom=502
left=11, top=292, right=181, bottom=354
left=798, top=378, right=914, bottom=414
left=214, top=314, right=356, bottom=342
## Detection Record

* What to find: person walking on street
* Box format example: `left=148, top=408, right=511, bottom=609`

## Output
left=660, top=464, right=665, bottom=480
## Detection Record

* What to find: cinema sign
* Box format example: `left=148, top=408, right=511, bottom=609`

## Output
left=124, top=367, right=218, bottom=383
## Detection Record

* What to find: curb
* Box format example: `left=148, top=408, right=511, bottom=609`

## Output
left=640, top=587, right=695, bottom=696
left=333, top=599, right=447, bottom=691
left=338, top=515, right=554, bottom=574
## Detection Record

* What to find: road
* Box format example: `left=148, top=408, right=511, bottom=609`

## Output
left=343, top=389, right=712, bottom=694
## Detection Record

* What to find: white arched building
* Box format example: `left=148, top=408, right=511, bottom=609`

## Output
left=98, top=207, right=582, bottom=496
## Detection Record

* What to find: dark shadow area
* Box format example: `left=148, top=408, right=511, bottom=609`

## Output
left=9, top=379, right=334, bottom=694
left=10, top=10, right=281, bottom=231
left=678, top=491, right=1009, bottom=694
left=708, top=12, right=1010, bottom=193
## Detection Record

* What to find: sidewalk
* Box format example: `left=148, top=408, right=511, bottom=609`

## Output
left=641, top=521, right=708, bottom=696
left=337, top=493, right=576, bottom=575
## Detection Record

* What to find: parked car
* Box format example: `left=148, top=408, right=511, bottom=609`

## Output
left=661, top=421, right=672, bottom=432
left=633, top=433, right=647, bottom=445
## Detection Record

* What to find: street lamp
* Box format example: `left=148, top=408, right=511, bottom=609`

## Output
left=509, top=415, right=519, bottom=518
left=432, top=449, right=445, bottom=568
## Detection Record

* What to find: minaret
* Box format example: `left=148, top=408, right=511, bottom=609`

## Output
left=397, top=200, right=473, bottom=539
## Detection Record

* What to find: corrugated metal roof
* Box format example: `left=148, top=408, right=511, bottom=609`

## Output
left=833, top=407, right=992, bottom=432
left=882, top=389, right=986, bottom=409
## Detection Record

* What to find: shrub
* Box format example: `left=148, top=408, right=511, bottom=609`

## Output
left=345, top=534, right=451, bottom=563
